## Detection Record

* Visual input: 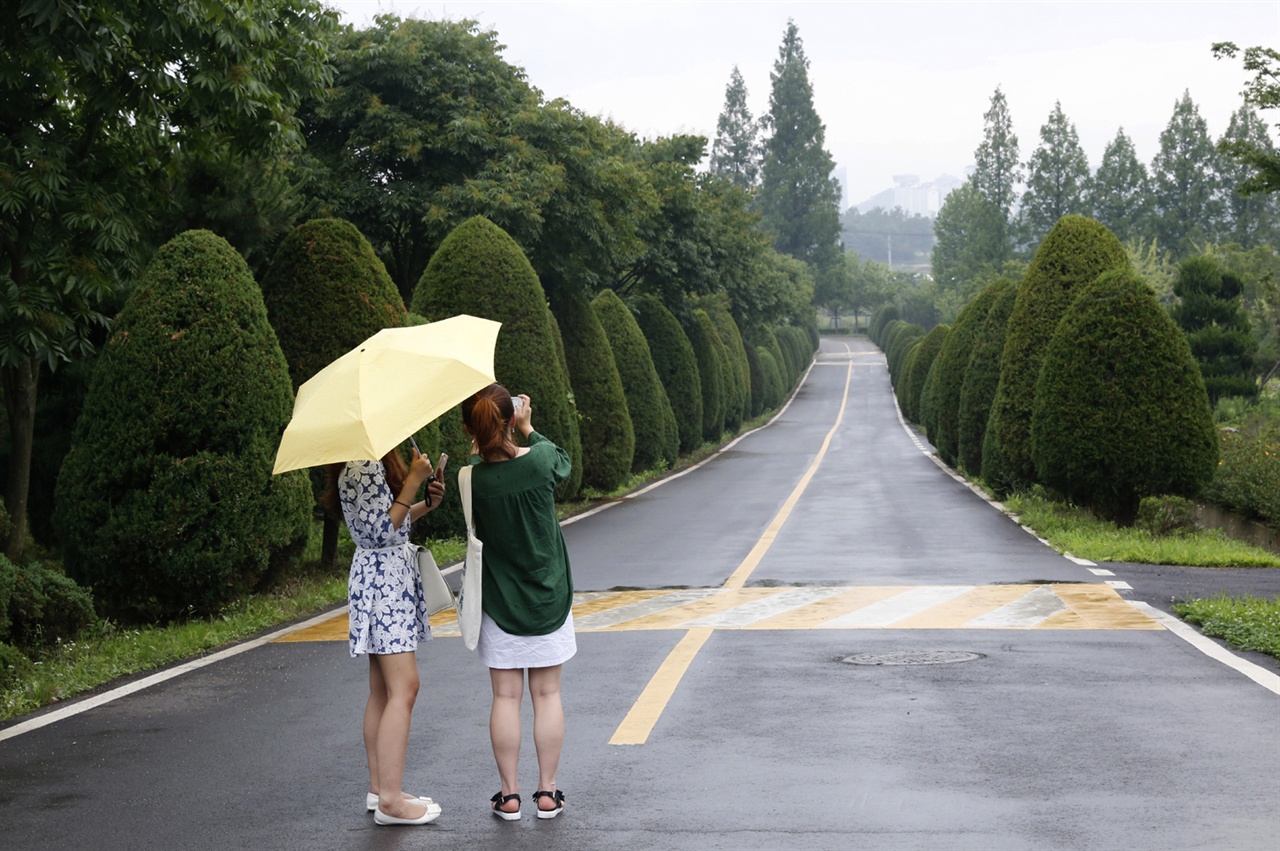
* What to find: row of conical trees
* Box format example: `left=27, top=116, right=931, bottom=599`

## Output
left=51, top=217, right=817, bottom=620
left=872, top=215, right=1218, bottom=524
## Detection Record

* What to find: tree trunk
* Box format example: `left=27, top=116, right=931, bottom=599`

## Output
left=320, top=514, right=339, bottom=569
left=2, top=357, right=40, bottom=561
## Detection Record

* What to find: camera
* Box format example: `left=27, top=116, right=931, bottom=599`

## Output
left=512, top=397, right=524, bottom=409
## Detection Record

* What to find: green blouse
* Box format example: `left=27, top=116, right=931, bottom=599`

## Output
left=468, top=431, right=573, bottom=636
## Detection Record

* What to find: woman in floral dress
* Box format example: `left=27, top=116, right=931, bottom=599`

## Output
left=324, top=446, right=445, bottom=827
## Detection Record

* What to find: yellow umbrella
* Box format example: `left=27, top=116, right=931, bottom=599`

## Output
left=272, top=314, right=501, bottom=474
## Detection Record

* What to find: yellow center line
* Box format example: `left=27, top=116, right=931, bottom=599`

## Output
left=610, top=360, right=853, bottom=745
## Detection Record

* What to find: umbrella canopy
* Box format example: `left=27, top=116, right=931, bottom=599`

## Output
left=273, top=314, right=501, bottom=474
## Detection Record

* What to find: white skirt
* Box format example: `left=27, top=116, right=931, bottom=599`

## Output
left=477, top=610, right=577, bottom=670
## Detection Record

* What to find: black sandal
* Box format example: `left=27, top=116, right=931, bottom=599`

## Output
left=533, top=789, right=565, bottom=820
left=490, top=791, right=521, bottom=821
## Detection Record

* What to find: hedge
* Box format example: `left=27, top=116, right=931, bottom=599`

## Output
left=925, top=287, right=1001, bottom=467
left=957, top=279, right=1017, bottom=476
left=686, top=309, right=727, bottom=441
left=632, top=294, right=704, bottom=454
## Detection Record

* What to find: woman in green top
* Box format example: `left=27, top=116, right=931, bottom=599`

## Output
left=461, top=383, right=574, bottom=821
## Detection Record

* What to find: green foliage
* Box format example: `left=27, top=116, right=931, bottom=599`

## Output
left=743, top=343, right=767, bottom=417
left=932, top=181, right=1008, bottom=295
left=903, top=325, right=948, bottom=424
left=260, top=218, right=407, bottom=389
left=1212, top=43, right=1280, bottom=197
left=705, top=304, right=752, bottom=431
left=971, top=87, right=1021, bottom=261
left=1152, top=91, right=1223, bottom=257
left=1087, top=128, right=1153, bottom=245
left=53, top=231, right=313, bottom=620
left=556, top=295, right=635, bottom=491
left=885, top=323, right=925, bottom=389
left=412, top=216, right=584, bottom=524
left=592, top=290, right=679, bottom=471
left=1202, top=429, right=1280, bottom=530
left=0, top=642, right=32, bottom=692
left=1136, top=495, right=1199, bottom=537
left=1171, top=255, right=1258, bottom=404
left=926, top=286, right=1002, bottom=467
left=709, top=66, right=761, bottom=188
left=869, top=304, right=901, bottom=345
left=1019, top=102, right=1090, bottom=249
left=749, top=325, right=792, bottom=396
left=1216, top=103, right=1279, bottom=246
left=686, top=310, right=727, bottom=441
left=958, top=279, right=1017, bottom=475
left=0, top=557, right=95, bottom=647
left=988, top=215, right=1130, bottom=493
left=1031, top=268, right=1218, bottom=524
left=756, top=347, right=785, bottom=411
left=632, top=295, right=704, bottom=454
left=1175, top=594, right=1280, bottom=659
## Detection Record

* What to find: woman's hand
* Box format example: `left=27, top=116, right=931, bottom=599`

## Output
left=513, top=393, right=533, bottom=437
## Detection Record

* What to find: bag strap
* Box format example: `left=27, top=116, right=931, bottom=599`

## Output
left=458, top=465, right=475, bottom=532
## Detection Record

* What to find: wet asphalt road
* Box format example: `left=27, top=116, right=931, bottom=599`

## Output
left=1, top=336, right=1277, bottom=850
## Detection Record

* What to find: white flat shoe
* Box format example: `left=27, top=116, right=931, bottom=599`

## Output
left=366, top=792, right=438, bottom=812
left=374, top=802, right=440, bottom=826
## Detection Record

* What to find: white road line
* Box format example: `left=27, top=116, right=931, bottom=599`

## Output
left=1128, top=601, right=1280, bottom=695
left=1087, top=567, right=1115, bottom=576
left=0, top=605, right=349, bottom=743
left=681, top=587, right=849, bottom=628
left=1067, top=555, right=1098, bottom=566
left=967, top=585, right=1066, bottom=628
left=821, top=586, right=975, bottom=628
left=1106, top=580, right=1133, bottom=590
left=573, top=589, right=720, bottom=631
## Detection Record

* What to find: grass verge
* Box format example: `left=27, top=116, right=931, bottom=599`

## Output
left=1173, top=595, right=1280, bottom=659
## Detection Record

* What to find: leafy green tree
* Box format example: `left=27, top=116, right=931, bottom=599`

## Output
left=1088, top=128, right=1154, bottom=245
left=971, top=87, right=1022, bottom=261
left=1020, top=102, right=1090, bottom=248
left=1152, top=91, right=1223, bottom=257
left=1217, top=104, right=1280, bottom=247
left=300, top=16, right=558, bottom=301
left=53, top=231, right=313, bottom=619
left=931, top=181, right=1007, bottom=295
left=709, top=66, right=761, bottom=189
left=0, top=0, right=334, bottom=560
left=924, top=287, right=1002, bottom=467
left=633, top=295, right=704, bottom=454
left=1213, top=43, right=1280, bottom=196
left=412, top=216, right=583, bottom=527
left=986, top=216, right=1130, bottom=493
left=260, top=218, right=407, bottom=566
left=758, top=20, right=842, bottom=273
left=1171, top=255, right=1258, bottom=403
left=956, top=279, right=1017, bottom=475
left=1032, top=268, right=1217, bottom=524
left=686, top=310, right=727, bottom=441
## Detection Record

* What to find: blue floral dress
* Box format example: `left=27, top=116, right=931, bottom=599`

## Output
left=339, top=460, right=430, bottom=657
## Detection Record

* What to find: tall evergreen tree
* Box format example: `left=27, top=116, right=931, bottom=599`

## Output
left=758, top=20, right=842, bottom=272
left=1152, top=91, right=1223, bottom=257
left=1217, top=103, right=1280, bottom=248
left=709, top=66, right=761, bottom=189
left=1171, top=255, right=1258, bottom=403
left=1088, top=128, right=1153, bottom=244
left=1212, top=43, right=1280, bottom=196
left=1020, top=102, right=1090, bottom=247
left=971, top=86, right=1022, bottom=261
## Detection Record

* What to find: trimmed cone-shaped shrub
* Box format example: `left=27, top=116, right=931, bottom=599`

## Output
left=887, top=325, right=925, bottom=389
left=1171, top=255, right=1258, bottom=404
left=412, top=216, right=583, bottom=534
left=592, top=290, right=679, bottom=470
left=757, top=347, right=784, bottom=411
left=905, top=324, right=948, bottom=425
left=557, top=294, right=635, bottom=491
left=743, top=343, right=766, bottom=418
left=53, top=230, right=312, bottom=620
left=686, top=310, right=726, bottom=441
left=987, top=215, right=1130, bottom=494
left=754, top=326, right=792, bottom=390
left=260, top=218, right=407, bottom=389
left=707, top=305, right=751, bottom=431
left=963, top=280, right=1017, bottom=477
left=870, top=304, right=901, bottom=346
left=633, top=295, right=703, bottom=454
left=260, top=217, right=407, bottom=565
left=928, top=287, right=1003, bottom=467
left=1031, top=268, right=1217, bottom=524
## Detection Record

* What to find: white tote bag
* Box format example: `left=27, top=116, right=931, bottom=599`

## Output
left=412, top=544, right=456, bottom=617
left=456, top=465, right=483, bottom=651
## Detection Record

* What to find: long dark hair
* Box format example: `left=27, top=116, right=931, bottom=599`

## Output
left=321, top=449, right=409, bottom=518
left=462, top=382, right=517, bottom=462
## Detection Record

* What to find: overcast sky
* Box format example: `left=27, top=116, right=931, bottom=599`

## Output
left=326, top=0, right=1279, bottom=209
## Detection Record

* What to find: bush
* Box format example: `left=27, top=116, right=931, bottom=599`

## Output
left=633, top=295, right=703, bottom=454
left=53, top=230, right=313, bottom=620
left=412, top=216, right=584, bottom=524
left=988, top=215, right=1130, bottom=493
left=904, top=324, right=948, bottom=425
left=592, top=290, right=679, bottom=471
left=927, top=287, right=1002, bottom=467
left=870, top=304, right=901, bottom=345
left=1031, top=268, right=1217, bottom=524
left=0, top=557, right=96, bottom=647
left=887, top=327, right=924, bottom=390
left=743, top=343, right=766, bottom=418
left=757, top=347, right=784, bottom=411
left=685, top=310, right=727, bottom=441
left=556, top=294, right=635, bottom=491
left=959, top=280, right=1017, bottom=476
left=706, top=304, right=751, bottom=431
left=1136, top=495, right=1199, bottom=536
left=1202, top=429, right=1280, bottom=529
left=1171, top=255, right=1258, bottom=405
left=0, top=642, right=32, bottom=691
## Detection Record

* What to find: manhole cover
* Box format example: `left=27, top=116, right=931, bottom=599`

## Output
left=839, top=650, right=986, bottom=666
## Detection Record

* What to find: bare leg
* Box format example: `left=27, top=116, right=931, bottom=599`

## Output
left=489, top=667, right=525, bottom=814
left=528, top=664, right=564, bottom=809
left=370, top=652, right=426, bottom=819
left=364, top=656, right=388, bottom=795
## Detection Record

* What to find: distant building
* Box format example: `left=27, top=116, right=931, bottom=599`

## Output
left=853, top=173, right=963, bottom=217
